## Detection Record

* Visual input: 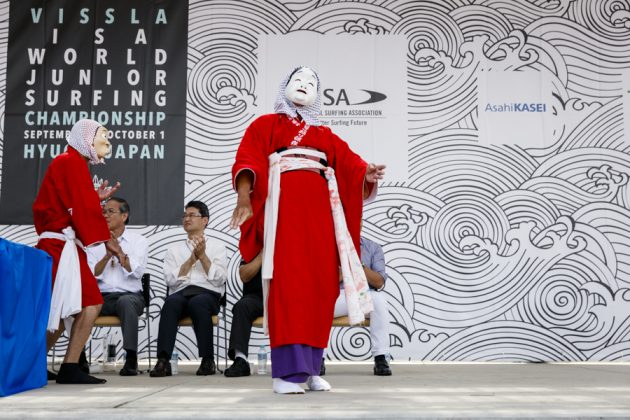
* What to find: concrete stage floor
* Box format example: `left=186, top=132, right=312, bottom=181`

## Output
left=1, top=362, right=629, bottom=419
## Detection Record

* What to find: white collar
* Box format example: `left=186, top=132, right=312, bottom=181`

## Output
left=113, top=227, right=128, bottom=243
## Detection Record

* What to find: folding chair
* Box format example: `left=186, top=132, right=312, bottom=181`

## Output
left=51, top=273, right=152, bottom=371
left=88, top=273, right=152, bottom=368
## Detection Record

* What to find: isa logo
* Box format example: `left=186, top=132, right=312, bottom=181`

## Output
left=257, top=33, right=408, bottom=181
left=477, top=70, right=553, bottom=148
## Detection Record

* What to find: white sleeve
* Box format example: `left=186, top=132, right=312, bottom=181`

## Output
left=163, top=246, right=188, bottom=289
left=204, top=242, right=228, bottom=290
left=123, top=235, right=148, bottom=281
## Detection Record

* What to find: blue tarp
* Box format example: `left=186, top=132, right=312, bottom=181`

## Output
left=0, top=237, right=51, bottom=397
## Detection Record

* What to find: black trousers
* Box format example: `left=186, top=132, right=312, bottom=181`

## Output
left=156, top=290, right=220, bottom=359
left=228, top=294, right=263, bottom=360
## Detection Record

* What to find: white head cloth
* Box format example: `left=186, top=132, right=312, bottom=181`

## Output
left=273, top=66, right=322, bottom=126
left=66, top=119, right=104, bottom=165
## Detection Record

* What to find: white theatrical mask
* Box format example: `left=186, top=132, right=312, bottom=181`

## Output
left=92, top=126, right=112, bottom=159
left=284, top=67, right=318, bottom=107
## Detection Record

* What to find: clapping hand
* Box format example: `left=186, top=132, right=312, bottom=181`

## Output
left=191, top=235, right=206, bottom=259
left=104, top=237, right=124, bottom=262
left=109, top=232, right=126, bottom=263
left=104, top=231, right=118, bottom=258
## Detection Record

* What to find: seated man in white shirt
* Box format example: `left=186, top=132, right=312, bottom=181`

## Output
left=322, top=235, right=392, bottom=376
left=150, top=201, right=228, bottom=377
left=87, top=197, right=148, bottom=376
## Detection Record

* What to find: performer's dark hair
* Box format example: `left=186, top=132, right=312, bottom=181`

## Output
left=185, top=200, right=210, bottom=227
left=288, top=66, right=303, bottom=80
left=108, top=197, right=130, bottom=225
left=288, top=66, right=319, bottom=85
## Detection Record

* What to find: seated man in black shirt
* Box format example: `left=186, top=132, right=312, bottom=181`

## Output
left=224, top=251, right=263, bottom=377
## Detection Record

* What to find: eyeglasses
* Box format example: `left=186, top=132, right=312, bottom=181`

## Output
left=182, top=213, right=203, bottom=220
left=102, top=208, right=121, bottom=215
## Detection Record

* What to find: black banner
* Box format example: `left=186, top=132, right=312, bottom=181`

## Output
left=0, top=0, right=187, bottom=225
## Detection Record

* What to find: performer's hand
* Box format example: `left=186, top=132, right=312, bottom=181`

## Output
left=230, top=196, right=253, bottom=229
left=97, top=180, right=121, bottom=201
left=365, top=163, right=386, bottom=183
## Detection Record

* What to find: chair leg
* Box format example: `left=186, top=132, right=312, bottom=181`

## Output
left=146, top=306, right=152, bottom=371
left=215, top=311, right=223, bottom=374
left=214, top=322, right=219, bottom=373
left=88, top=337, right=93, bottom=365
left=222, top=306, right=227, bottom=371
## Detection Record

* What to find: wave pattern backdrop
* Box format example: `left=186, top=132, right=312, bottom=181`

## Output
left=0, top=0, right=629, bottom=362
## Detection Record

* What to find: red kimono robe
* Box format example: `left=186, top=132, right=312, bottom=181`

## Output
left=33, top=146, right=110, bottom=307
left=232, top=114, right=368, bottom=348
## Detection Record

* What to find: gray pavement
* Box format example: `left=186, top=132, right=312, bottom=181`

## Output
left=1, top=362, right=630, bottom=419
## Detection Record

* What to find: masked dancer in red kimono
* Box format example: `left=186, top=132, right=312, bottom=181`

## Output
left=230, top=66, right=386, bottom=394
left=33, top=119, right=124, bottom=384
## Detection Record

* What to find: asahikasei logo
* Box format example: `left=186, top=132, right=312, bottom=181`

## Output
left=485, top=102, right=547, bottom=112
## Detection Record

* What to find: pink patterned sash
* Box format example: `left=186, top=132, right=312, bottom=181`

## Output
left=261, top=147, right=373, bottom=333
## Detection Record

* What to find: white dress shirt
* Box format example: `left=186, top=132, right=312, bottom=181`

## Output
left=164, top=235, right=227, bottom=296
left=87, top=228, right=148, bottom=293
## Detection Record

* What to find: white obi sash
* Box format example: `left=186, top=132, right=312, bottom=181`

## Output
left=261, top=147, right=373, bottom=334
left=39, top=227, right=84, bottom=333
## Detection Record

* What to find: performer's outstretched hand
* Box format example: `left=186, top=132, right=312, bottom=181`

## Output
left=230, top=196, right=253, bottom=229
left=97, top=180, right=121, bottom=201
left=365, top=163, right=386, bottom=183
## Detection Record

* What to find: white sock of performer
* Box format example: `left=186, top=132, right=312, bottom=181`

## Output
left=273, top=378, right=305, bottom=394
left=234, top=350, right=247, bottom=361
left=306, top=375, right=331, bottom=391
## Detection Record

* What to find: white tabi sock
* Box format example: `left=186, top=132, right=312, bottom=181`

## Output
left=273, top=378, right=305, bottom=394
left=306, top=375, right=331, bottom=391
left=234, top=351, right=247, bottom=361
